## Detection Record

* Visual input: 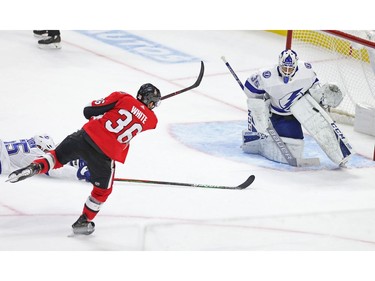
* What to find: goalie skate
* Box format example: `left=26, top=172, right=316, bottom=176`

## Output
left=72, top=214, right=95, bottom=235
left=7, top=163, right=41, bottom=183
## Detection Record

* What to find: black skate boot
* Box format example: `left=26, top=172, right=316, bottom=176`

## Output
left=72, top=214, right=95, bottom=235
left=33, top=30, right=48, bottom=38
left=7, top=163, right=42, bottom=183
left=38, top=35, right=61, bottom=49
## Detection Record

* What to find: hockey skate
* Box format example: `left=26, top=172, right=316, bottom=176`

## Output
left=38, top=35, right=61, bottom=49
left=33, top=30, right=48, bottom=38
left=7, top=163, right=42, bottom=183
left=72, top=214, right=95, bottom=235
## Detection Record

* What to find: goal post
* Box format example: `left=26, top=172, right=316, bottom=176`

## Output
left=285, top=30, right=375, bottom=135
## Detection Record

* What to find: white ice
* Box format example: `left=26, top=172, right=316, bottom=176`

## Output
left=0, top=30, right=374, bottom=280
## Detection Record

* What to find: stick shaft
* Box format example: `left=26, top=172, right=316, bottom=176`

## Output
left=114, top=175, right=255, bottom=190
left=221, top=56, right=244, bottom=90
left=161, top=61, right=204, bottom=100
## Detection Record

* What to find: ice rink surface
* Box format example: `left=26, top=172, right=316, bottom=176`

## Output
left=1, top=30, right=375, bottom=280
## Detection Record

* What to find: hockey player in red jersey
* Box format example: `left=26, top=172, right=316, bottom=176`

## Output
left=7, top=83, right=161, bottom=235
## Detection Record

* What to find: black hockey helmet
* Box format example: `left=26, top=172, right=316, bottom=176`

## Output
left=137, top=83, right=161, bottom=110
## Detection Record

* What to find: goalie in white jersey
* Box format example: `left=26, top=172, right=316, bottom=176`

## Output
left=242, top=49, right=353, bottom=166
left=0, top=134, right=90, bottom=181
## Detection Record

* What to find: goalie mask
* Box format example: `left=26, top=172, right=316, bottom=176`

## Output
left=137, top=83, right=161, bottom=110
left=33, top=134, right=56, bottom=152
left=278, top=49, right=298, bottom=84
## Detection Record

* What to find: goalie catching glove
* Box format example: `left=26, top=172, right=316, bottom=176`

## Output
left=309, top=82, right=343, bottom=109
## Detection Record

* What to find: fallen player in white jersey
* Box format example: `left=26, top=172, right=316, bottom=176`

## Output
left=0, top=134, right=90, bottom=181
left=242, top=49, right=353, bottom=167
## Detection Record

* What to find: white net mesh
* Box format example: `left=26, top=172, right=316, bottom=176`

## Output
left=291, top=30, right=375, bottom=124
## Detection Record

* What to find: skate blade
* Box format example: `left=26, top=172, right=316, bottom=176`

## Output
left=33, top=34, right=48, bottom=38
left=67, top=232, right=94, bottom=238
left=71, top=223, right=95, bottom=236
left=68, top=229, right=95, bottom=237
left=68, top=232, right=86, bottom=238
left=6, top=169, right=32, bottom=183
left=38, top=43, right=61, bottom=49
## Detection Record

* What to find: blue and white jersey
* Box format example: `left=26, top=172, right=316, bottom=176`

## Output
left=0, top=138, right=44, bottom=173
left=244, top=61, right=319, bottom=115
left=0, top=137, right=90, bottom=182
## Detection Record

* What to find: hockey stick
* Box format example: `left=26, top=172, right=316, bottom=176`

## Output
left=114, top=174, right=255, bottom=190
left=221, top=56, right=320, bottom=167
left=266, top=125, right=320, bottom=167
left=161, top=61, right=205, bottom=100
left=221, top=56, right=244, bottom=91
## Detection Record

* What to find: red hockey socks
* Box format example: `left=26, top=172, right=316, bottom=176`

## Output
left=82, top=186, right=113, bottom=221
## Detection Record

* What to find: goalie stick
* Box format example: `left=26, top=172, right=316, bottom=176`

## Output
left=221, top=56, right=320, bottom=167
left=114, top=175, right=255, bottom=190
left=161, top=61, right=205, bottom=100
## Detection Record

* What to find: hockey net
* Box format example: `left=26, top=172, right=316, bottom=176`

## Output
left=288, top=30, right=375, bottom=125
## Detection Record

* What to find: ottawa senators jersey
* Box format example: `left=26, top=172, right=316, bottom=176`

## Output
left=83, top=91, right=158, bottom=163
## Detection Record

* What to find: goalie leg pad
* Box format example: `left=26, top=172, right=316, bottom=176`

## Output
left=242, top=132, right=304, bottom=165
left=246, top=98, right=270, bottom=133
left=241, top=130, right=261, bottom=154
left=260, top=136, right=304, bottom=164
left=290, top=94, right=353, bottom=166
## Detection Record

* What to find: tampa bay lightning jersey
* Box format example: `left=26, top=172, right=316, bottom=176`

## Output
left=0, top=138, right=44, bottom=173
left=0, top=137, right=89, bottom=182
left=244, top=61, right=319, bottom=115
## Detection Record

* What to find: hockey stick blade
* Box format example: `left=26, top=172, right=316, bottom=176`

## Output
left=161, top=61, right=205, bottom=100
left=294, top=157, right=321, bottom=167
left=114, top=174, right=255, bottom=190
